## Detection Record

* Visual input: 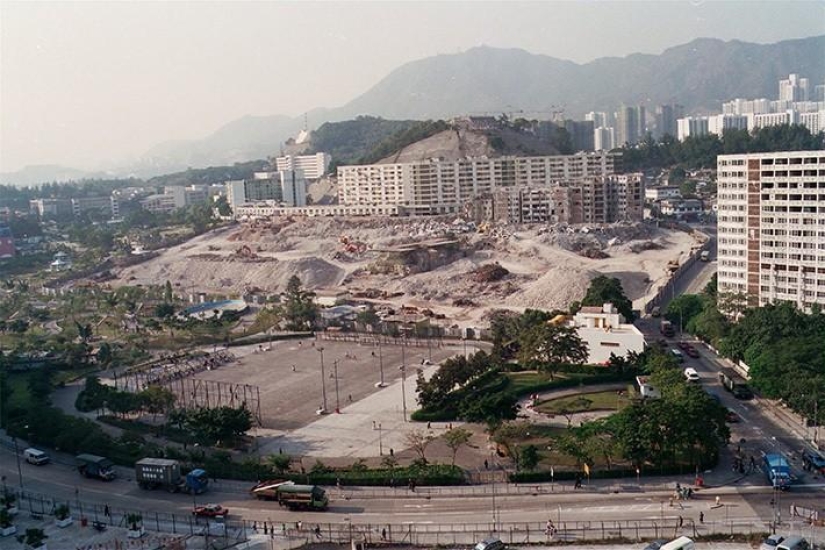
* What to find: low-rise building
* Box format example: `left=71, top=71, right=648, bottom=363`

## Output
left=659, top=198, right=704, bottom=219
left=71, top=196, right=118, bottom=218
left=30, top=198, right=72, bottom=218
left=569, top=303, right=645, bottom=365
left=140, top=186, right=210, bottom=213
left=645, top=186, right=682, bottom=202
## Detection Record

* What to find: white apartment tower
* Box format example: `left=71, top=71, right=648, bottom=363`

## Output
left=779, top=74, right=810, bottom=102
left=275, top=153, right=331, bottom=180
left=717, top=150, right=825, bottom=312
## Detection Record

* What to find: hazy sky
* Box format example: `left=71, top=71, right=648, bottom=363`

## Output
left=2, top=1, right=824, bottom=173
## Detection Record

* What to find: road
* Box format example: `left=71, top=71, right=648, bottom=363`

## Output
left=2, top=443, right=823, bottom=529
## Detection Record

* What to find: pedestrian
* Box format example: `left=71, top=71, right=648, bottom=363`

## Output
left=263, top=523, right=268, bottom=535
left=715, top=495, right=721, bottom=507
left=699, top=511, right=704, bottom=524
left=253, top=521, right=258, bottom=532
left=297, top=520, right=303, bottom=531
left=389, top=448, right=394, bottom=457
left=427, top=421, right=431, bottom=429
left=348, top=394, right=353, bottom=402
left=104, top=504, right=110, bottom=518
left=381, top=527, right=387, bottom=540
left=292, top=365, right=296, bottom=372
left=678, top=516, right=684, bottom=527
left=314, top=525, right=322, bottom=539
left=484, top=459, right=489, bottom=470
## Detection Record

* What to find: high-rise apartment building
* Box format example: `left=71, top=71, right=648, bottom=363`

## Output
left=226, top=170, right=307, bottom=209
left=616, top=105, right=646, bottom=146
left=677, top=117, right=710, bottom=140
left=585, top=111, right=611, bottom=128
left=563, top=120, right=595, bottom=152
left=594, top=127, right=615, bottom=151
left=779, top=74, right=810, bottom=102
left=717, top=150, right=825, bottom=312
left=275, top=153, right=330, bottom=180
left=655, top=104, right=684, bottom=139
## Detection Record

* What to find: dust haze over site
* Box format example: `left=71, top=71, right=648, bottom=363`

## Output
left=1, top=1, right=823, bottom=176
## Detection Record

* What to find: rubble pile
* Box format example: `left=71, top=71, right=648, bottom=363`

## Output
left=472, top=263, right=509, bottom=283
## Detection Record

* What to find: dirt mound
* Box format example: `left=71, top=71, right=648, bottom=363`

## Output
left=508, top=266, right=600, bottom=310
left=472, top=263, right=509, bottom=283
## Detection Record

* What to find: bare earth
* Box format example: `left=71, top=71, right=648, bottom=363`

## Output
left=114, top=218, right=702, bottom=328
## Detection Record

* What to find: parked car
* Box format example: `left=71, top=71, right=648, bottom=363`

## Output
left=760, top=534, right=785, bottom=550
left=802, top=450, right=825, bottom=474
left=725, top=410, right=740, bottom=423
left=684, top=346, right=700, bottom=358
left=643, top=541, right=668, bottom=550
left=732, top=385, right=754, bottom=400
left=474, top=538, right=505, bottom=550
left=193, top=504, right=229, bottom=518
left=777, top=536, right=809, bottom=550
left=684, top=368, right=700, bottom=383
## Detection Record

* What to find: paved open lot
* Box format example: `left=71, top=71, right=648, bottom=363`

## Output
left=192, top=336, right=485, bottom=458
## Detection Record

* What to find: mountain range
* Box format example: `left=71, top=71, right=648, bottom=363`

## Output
left=4, top=34, right=824, bottom=184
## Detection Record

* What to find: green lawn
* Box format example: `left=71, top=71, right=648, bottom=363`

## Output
left=535, top=390, right=625, bottom=414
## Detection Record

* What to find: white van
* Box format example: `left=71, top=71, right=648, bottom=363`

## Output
left=24, top=448, right=50, bottom=465
left=661, top=537, right=695, bottom=550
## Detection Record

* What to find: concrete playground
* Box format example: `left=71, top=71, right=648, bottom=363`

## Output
left=194, top=336, right=486, bottom=458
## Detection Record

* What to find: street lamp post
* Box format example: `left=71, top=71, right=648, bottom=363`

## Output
left=378, top=423, right=383, bottom=456
left=376, top=340, right=386, bottom=388
left=12, top=435, right=23, bottom=489
left=333, top=359, right=340, bottom=413
left=317, top=347, right=328, bottom=413
left=399, top=334, right=409, bottom=421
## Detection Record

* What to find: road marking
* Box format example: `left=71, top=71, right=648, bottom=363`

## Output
left=403, top=504, right=433, bottom=508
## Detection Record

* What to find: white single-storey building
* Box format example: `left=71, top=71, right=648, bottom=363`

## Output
left=570, top=303, right=646, bottom=365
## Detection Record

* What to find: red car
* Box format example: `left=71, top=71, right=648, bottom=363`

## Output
left=725, top=410, right=740, bottom=423
left=193, top=504, right=229, bottom=518
left=684, top=346, right=700, bottom=359
left=677, top=342, right=691, bottom=351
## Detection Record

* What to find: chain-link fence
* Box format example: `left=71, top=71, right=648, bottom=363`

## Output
left=8, top=488, right=248, bottom=547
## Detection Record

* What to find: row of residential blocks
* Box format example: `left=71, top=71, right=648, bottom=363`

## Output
left=233, top=151, right=645, bottom=225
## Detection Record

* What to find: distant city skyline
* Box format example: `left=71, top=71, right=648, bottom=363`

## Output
left=1, top=1, right=824, bottom=173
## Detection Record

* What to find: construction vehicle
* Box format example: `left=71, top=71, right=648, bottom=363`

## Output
left=250, top=480, right=330, bottom=511
left=763, top=453, right=792, bottom=490
left=250, top=479, right=293, bottom=500
left=135, top=458, right=209, bottom=494
left=660, top=320, right=675, bottom=337
left=76, top=454, right=116, bottom=481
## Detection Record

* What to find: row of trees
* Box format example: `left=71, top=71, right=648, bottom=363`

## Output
left=620, top=124, right=824, bottom=172
left=668, top=275, right=825, bottom=426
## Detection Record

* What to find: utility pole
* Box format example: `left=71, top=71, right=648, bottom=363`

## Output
left=317, top=347, right=328, bottom=413
left=333, top=360, right=340, bottom=413
left=400, top=338, right=407, bottom=422
left=376, top=340, right=386, bottom=388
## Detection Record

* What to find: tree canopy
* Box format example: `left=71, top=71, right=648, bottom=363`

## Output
left=581, top=275, right=635, bottom=321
